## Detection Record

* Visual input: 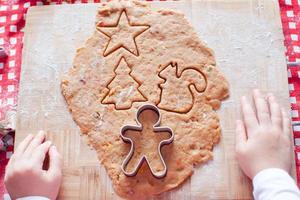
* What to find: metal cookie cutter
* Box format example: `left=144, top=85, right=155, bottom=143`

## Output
left=120, top=104, right=174, bottom=179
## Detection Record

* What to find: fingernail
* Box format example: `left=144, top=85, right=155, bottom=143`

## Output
left=269, top=95, right=275, bottom=101
left=51, top=145, right=57, bottom=151
left=45, top=141, right=52, bottom=146
left=27, top=134, right=33, bottom=139
left=38, top=130, right=45, bottom=137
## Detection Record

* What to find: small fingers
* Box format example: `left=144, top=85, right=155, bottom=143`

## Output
left=268, top=94, right=282, bottom=129
left=32, top=141, right=52, bottom=169
left=235, top=120, right=247, bottom=151
left=241, top=96, right=258, bottom=136
left=23, top=131, right=46, bottom=157
left=47, top=146, right=62, bottom=177
left=253, top=89, right=270, bottom=124
left=14, top=134, right=34, bottom=156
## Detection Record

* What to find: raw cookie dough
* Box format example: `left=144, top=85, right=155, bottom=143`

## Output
left=61, top=0, right=229, bottom=199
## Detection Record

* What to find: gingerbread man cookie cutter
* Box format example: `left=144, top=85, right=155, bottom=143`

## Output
left=120, top=104, right=174, bottom=179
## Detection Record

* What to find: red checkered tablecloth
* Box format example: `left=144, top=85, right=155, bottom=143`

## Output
left=279, top=0, right=300, bottom=186
left=0, top=0, right=300, bottom=198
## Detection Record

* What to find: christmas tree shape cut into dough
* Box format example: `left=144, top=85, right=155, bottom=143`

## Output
left=97, top=10, right=150, bottom=57
left=102, top=57, right=147, bottom=109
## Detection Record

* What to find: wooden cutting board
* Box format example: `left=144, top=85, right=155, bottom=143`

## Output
left=15, top=0, right=294, bottom=199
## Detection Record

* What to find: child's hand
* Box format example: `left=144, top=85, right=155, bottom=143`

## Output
left=4, top=131, right=62, bottom=200
left=236, top=89, right=292, bottom=179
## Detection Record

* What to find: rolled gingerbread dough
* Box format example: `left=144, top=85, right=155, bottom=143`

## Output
left=61, top=0, right=229, bottom=198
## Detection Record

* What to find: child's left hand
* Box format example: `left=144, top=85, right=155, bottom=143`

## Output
left=4, top=131, right=62, bottom=200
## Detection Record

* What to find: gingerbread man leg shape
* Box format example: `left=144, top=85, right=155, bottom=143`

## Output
left=120, top=104, right=174, bottom=179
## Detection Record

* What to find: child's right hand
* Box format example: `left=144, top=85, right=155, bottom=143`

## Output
left=235, top=89, right=292, bottom=179
left=4, top=131, right=62, bottom=200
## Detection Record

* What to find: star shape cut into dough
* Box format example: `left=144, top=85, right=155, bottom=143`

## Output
left=97, top=10, right=150, bottom=57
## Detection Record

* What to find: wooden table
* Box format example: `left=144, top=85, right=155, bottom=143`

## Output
left=16, top=1, right=293, bottom=199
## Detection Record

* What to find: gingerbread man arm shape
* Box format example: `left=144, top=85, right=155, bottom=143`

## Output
left=120, top=104, right=174, bottom=179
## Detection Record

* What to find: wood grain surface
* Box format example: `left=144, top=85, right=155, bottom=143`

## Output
left=16, top=0, right=293, bottom=199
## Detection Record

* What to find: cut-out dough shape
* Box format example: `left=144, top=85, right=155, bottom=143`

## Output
left=158, top=62, right=207, bottom=113
left=102, top=57, right=147, bottom=109
left=97, top=10, right=150, bottom=57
